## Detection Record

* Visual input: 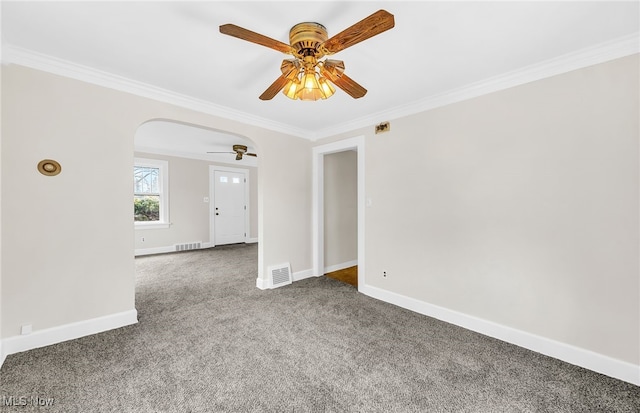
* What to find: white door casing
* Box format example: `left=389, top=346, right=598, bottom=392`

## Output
left=312, top=136, right=365, bottom=288
left=210, top=166, right=250, bottom=246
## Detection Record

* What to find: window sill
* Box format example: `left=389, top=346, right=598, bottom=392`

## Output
left=135, top=222, right=170, bottom=230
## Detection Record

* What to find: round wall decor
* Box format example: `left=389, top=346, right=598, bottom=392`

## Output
left=37, top=159, right=62, bottom=176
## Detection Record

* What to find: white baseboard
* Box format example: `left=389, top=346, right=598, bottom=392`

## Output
left=256, top=267, right=317, bottom=290
left=0, top=309, right=138, bottom=369
left=256, top=276, right=268, bottom=290
left=136, top=241, right=258, bottom=256
left=360, top=284, right=640, bottom=386
left=287, top=261, right=358, bottom=284
left=293, top=268, right=315, bottom=282
left=135, top=242, right=212, bottom=256
left=324, top=260, right=358, bottom=274
left=135, top=246, right=176, bottom=256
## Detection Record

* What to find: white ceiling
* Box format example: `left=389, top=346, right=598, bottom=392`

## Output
left=135, top=120, right=258, bottom=166
left=2, top=1, right=639, bottom=153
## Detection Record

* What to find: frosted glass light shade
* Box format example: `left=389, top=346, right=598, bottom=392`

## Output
left=318, top=77, right=335, bottom=99
left=283, top=79, right=300, bottom=99
left=297, top=70, right=325, bottom=101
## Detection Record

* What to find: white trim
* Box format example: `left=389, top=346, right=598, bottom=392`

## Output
left=292, top=269, right=315, bottom=282
left=324, top=260, right=358, bottom=275
left=0, top=310, right=138, bottom=366
left=312, top=137, right=366, bottom=288
left=3, top=35, right=637, bottom=141
left=2, top=45, right=309, bottom=139
left=246, top=237, right=258, bottom=244
left=209, top=165, right=251, bottom=247
left=256, top=268, right=314, bottom=290
left=360, top=284, right=640, bottom=386
left=135, top=245, right=176, bottom=256
left=135, top=242, right=213, bottom=257
left=134, top=157, right=169, bottom=227
left=256, top=276, right=268, bottom=290
left=308, top=33, right=640, bottom=140
left=134, top=222, right=170, bottom=230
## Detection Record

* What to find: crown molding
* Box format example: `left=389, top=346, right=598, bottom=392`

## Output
left=1, top=45, right=311, bottom=139
left=3, top=32, right=638, bottom=142
left=309, top=32, right=640, bottom=140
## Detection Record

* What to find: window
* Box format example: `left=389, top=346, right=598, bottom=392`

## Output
left=134, top=158, right=169, bottom=228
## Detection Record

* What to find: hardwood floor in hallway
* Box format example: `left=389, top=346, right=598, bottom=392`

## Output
left=325, top=266, right=357, bottom=287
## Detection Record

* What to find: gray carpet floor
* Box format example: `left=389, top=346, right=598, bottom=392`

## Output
left=1, top=243, right=638, bottom=412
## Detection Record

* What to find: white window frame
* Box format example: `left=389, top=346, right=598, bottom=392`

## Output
left=134, top=157, right=169, bottom=229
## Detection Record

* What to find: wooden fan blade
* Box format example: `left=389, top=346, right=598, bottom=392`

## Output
left=320, top=10, right=394, bottom=55
left=246, top=153, right=258, bottom=157
left=258, top=59, right=300, bottom=100
left=220, top=24, right=294, bottom=54
left=259, top=75, right=290, bottom=100
left=320, top=59, right=367, bottom=99
left=330, top=73, right=367, bottom=99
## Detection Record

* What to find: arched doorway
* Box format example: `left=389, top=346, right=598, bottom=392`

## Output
left=133, top=119, right=259, bottom=255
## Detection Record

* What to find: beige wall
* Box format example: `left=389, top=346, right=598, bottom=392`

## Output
left=324, top=151, right=357, bottom=269
left=318, top=55, right=639, bottom=365
left=133, top=152, right=258, bottom=251
left=1, top=65, right=311, bottom=338
left=0, top=64, right=4, bottom=358
left=1, top=52, right=637, bottom=375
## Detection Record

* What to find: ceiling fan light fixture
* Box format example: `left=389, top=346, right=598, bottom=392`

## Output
left=294, top=67, right=337, bottom=101
left=220, top=10, right=394, bottom=101
left=297, top=69, right=323, bottom=101
left=318, top=76, right=335, bottom=99
left=282, top=66, right=335, bottom=101
left=283, top=78, right=301, bottom=99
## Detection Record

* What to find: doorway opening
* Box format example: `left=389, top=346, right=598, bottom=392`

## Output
left=133, top=119, right=260, bottom=288
left=323, top=150, right=358, bottom=287
left=312, top=136, right=365, bottom=290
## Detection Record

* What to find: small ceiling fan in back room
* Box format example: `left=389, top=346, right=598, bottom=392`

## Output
left=219, top=9, right=395, bottom=101
left=207, top=144, right=257, bottom=161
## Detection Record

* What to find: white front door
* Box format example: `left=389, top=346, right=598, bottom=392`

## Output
left=214, top=170, right=246, bottom=245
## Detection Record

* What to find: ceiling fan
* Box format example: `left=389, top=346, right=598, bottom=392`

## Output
left=207, top=144, right=257, bottom=161
left=219, top=9, right=395, bottom=101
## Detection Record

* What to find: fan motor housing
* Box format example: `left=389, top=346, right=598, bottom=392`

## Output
left=289, top=22, right=328, bottom=57
left=232, top=144, right=248, bottom=154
